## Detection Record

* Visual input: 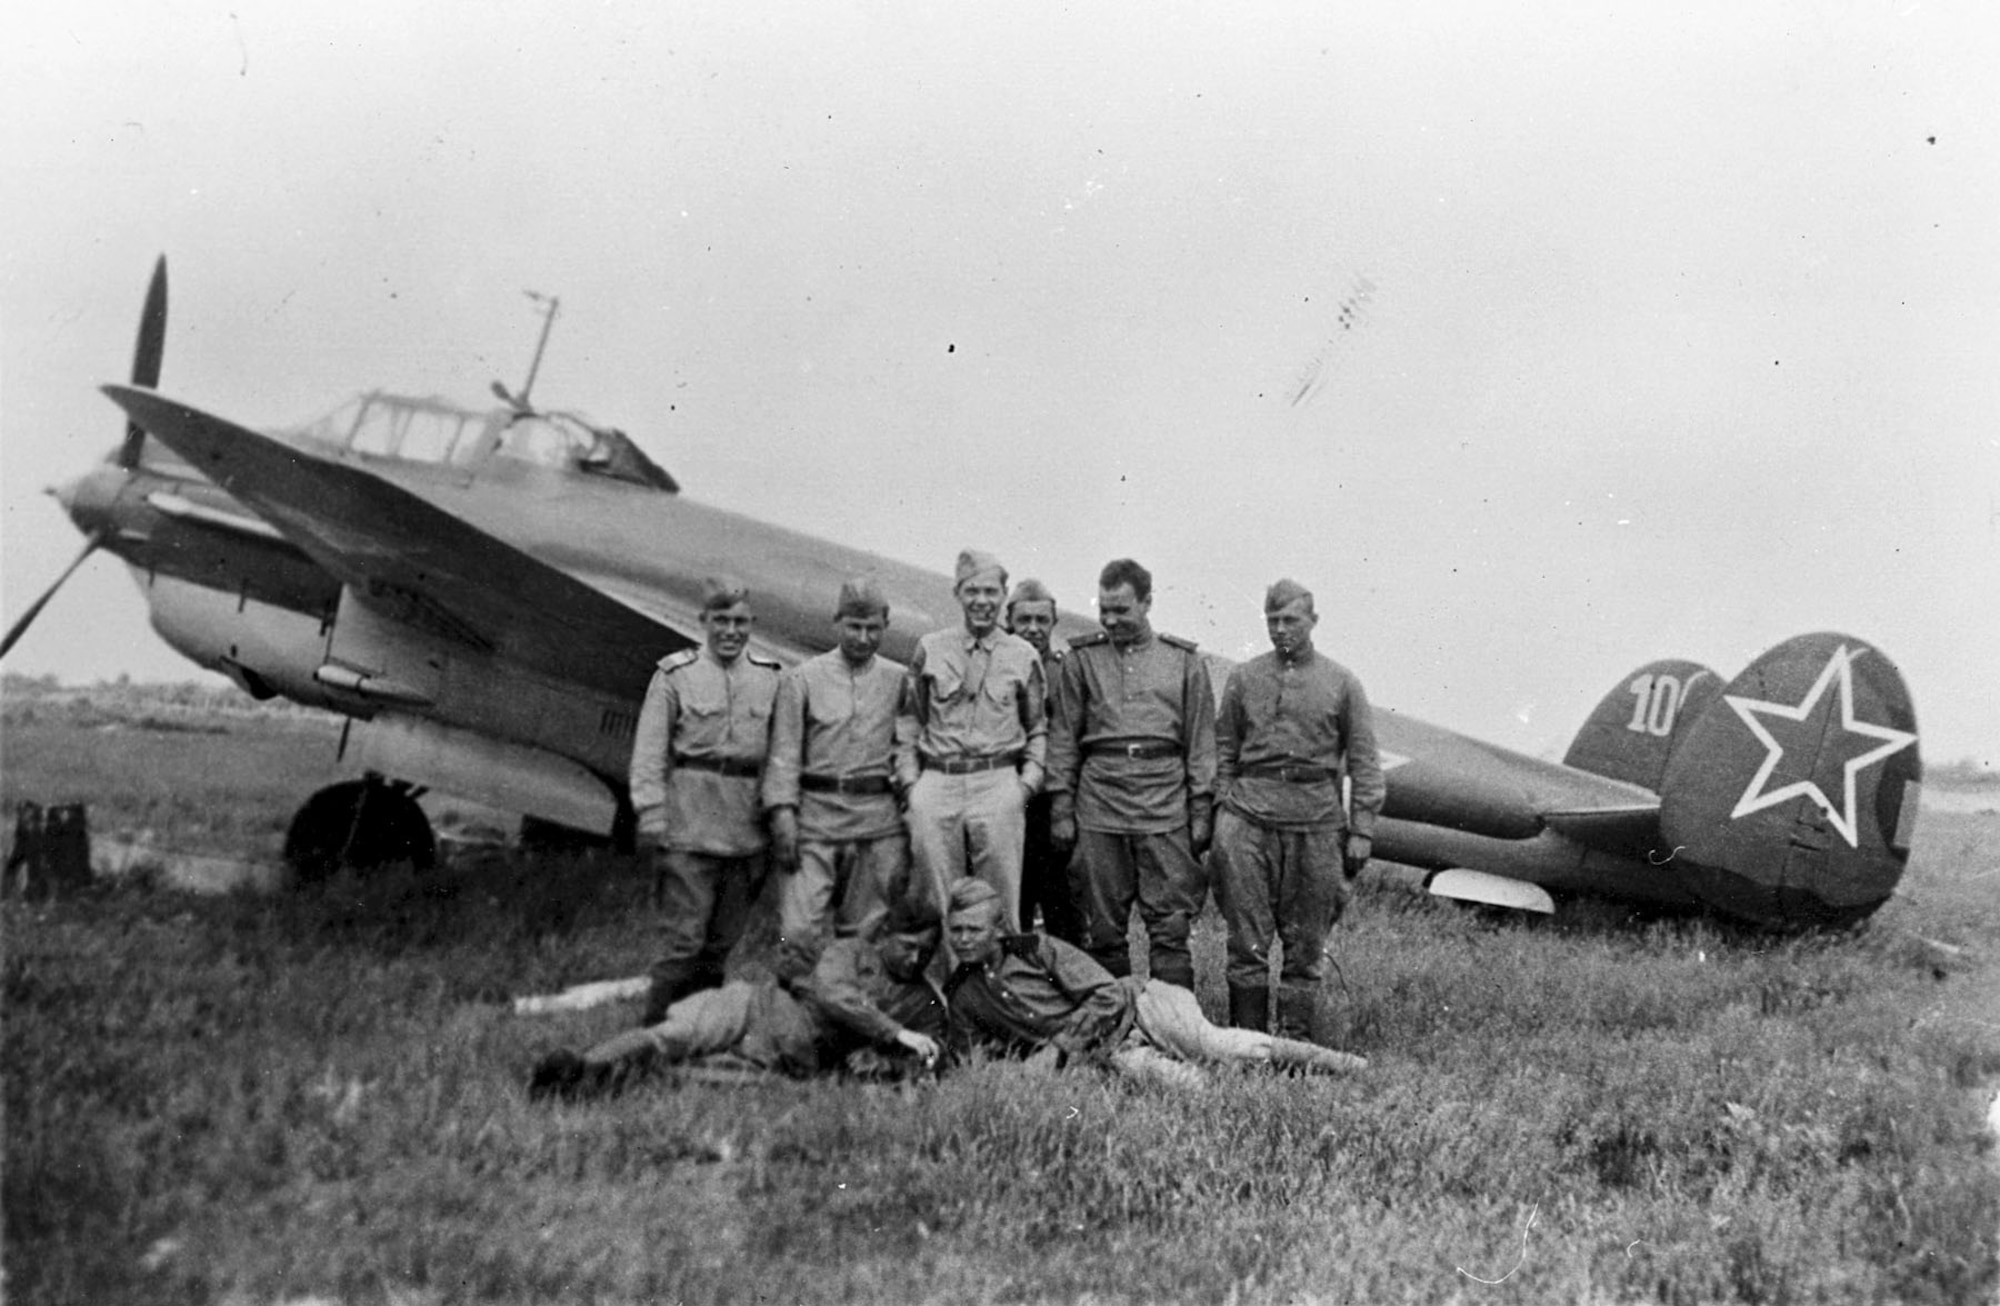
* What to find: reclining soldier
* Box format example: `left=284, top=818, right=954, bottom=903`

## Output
left=941, top=879, right=1365, bottom=1090
left=529, top=898, right=947, bottom=1100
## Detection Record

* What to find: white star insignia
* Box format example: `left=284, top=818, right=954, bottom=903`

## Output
left=1724, top=644, right=1918, bottom=848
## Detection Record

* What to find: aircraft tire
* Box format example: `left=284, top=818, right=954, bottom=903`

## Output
left=284, top=777, right=437, bottom=884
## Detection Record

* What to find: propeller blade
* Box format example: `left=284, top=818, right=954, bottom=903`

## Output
left=118, top=256, right=169, bottom=468
left=0, top=531, right=104, bottom=660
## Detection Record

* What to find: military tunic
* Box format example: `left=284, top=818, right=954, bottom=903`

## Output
left=764, top=649, right=906, bottom=843
left=1044, top=630, right=1217, bottom=833
left=1216, top=649, right=1384, bottom=834
left=894, top=628, right=1047, bottom=790
left=631, top=645, right=782, bottom=854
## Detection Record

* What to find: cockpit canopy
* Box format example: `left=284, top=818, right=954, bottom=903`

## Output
left=282, top=392, right=678, bottom=492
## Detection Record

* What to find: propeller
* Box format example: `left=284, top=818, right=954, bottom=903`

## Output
left=121, top=256, right=169, bottom=468
left=0, top=532, right=106, bottom=659
left=0, top=256, right=167, bottom=660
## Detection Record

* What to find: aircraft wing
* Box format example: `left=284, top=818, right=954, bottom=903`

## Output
left=101, top=385, right=708, bottom=699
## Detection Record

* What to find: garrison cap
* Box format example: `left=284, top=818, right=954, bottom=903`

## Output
left=885, top=895, right=942, bottom=936
left=954, top=549, right=1008, bottom=591
left=1264, top=578, right=1315, bottom=614
left=1006, top=578, right=1056, bottom=615
left=946, top=877, right=1003, bottom=919
left=700, top=575, right=750, bottom=611
left=835, top=576, right=890, bottom=620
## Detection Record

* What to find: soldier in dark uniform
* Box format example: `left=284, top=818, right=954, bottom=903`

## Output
left=941, top=879, right=1362, bottom=1088
left=629, top=577, right=783, bottom=1024
left=1044, top=558, right=1218, bottom=990
left=1213, top=579, right=1385, bottom=1038
left=1005, top=578, right=1083, bottom=944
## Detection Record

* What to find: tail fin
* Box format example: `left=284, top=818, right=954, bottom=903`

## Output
left=1656, top=633, right=1921, bottom=928
left=1564, top=659, right=1722, bottom=793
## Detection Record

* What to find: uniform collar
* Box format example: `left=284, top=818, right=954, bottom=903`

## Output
left=1276, top=642, right=1316, bottom=668
left=959, top=626, right=999, bottom=653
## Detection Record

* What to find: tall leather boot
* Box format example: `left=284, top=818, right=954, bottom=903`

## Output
left=1148, top=944, right=1194, bottom=991
left=1274, top=985, right=1319, bottom=1042
left=1227, top=983, right=1270, bottom=1031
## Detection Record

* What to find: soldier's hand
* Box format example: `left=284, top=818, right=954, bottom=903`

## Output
left=1050, top=815, right=1077, bottom=853
left=1343, top=833, right=1372, bottom=879
left=1187, top=795, right=1215, bottom=858
left=893, top=1028, right=941, bottom=1065
left=1049, top=793, right=1077, bottom=853
left=770, top=808, right=801, bottom=873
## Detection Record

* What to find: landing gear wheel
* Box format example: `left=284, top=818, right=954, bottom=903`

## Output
left=284, top=775, right=436, bottom=884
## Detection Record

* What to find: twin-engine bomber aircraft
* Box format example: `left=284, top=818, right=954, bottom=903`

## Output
left=6, top=259, right=1924, bottom=930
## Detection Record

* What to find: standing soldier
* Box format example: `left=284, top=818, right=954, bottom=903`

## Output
left=896, top=549, right=1047, bottom=930
left=630, top=577, right=782, bottom=1026
left=1212, top=578, right=1385, bottom=1038
left=1005, top=578, right=1082, bottom=944
left=762, top=578, right=910, bottom=979
left=1045, top=558, right=1217, bottom=989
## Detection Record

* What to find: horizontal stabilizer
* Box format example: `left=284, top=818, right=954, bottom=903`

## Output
left=1428, top=868, right=1556, bottom=915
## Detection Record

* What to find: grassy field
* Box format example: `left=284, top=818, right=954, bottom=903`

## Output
left=4, top=710, right=1998, bottom=1304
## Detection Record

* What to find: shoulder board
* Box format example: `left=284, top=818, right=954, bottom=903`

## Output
left=1067, top=632, right=1109, bottom=649
left=1159, top=633, right=1199, bottom=653
left=656, top=648, right=701, bottom=673
left=745, top=652, right=783, bottom=670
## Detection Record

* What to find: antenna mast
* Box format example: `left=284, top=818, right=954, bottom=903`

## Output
left=515, top=290, right=560, bottom=409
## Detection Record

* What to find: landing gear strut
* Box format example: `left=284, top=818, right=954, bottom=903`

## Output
left=284, top=773, right=436, bottom=883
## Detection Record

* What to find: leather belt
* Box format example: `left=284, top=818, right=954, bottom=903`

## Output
left=676, top=754, right=763, bottom=778
left=800, top=773, right=894, bottom=795
left=1087, top=740, right=1179, bottom=761
left=919, top=751, right=1021, bottom=775
left=1241, top=763, right=1336, bottom=784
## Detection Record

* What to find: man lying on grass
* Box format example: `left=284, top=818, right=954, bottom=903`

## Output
left=528, top=898, right=947, bottom=1100
left=943, top=879, right=1366, bottom=1089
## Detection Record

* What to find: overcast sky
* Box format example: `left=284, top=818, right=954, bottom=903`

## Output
left=5, top=1, right=1996, bottom=768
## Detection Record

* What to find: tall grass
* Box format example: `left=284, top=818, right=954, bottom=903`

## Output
left=4, top=718, right=1997, bottom=1304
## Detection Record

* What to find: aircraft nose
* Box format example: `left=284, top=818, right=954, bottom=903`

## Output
left=50, top=463, right=126, bottom=537
left=50, top=474, right=82, bottom=514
